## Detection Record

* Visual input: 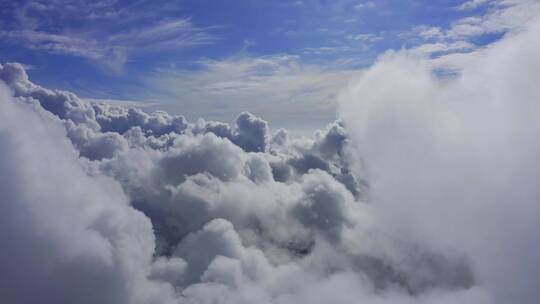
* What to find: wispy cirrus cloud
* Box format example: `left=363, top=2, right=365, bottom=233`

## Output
left=138, top=0, right=540, bottom=130
left=0, top=0, right=217, bottom=73
left=82, top=97, right=159, bottom=108
left=457, top=0, right=491, bottom=11
left=143, top=55, right=362, bottom=129
left=448, top=0, right=540, bottom=38
left=402, top=0, right=540, bottom=57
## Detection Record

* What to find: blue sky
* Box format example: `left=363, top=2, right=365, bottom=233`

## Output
left=0, top=0, right=536, bottom=131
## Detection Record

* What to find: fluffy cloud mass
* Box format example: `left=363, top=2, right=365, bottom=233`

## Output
left=1, top=14, right=539, bottom=304
left=340, top=13, right=540, bottom=304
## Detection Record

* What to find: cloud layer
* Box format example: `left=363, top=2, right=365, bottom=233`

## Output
left=340, top=13, right=540, bottom=304
left=1, top=11, right=539, bottom=304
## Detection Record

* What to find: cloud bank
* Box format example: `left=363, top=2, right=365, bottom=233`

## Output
left=340, top=13, right=540, bottom=304
left=0, top=12, right=539, bottom=304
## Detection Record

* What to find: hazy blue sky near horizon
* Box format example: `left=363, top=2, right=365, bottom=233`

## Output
left=0, top=0, right=528, bottom=131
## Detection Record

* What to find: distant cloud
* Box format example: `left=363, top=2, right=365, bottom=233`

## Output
left=448, top=0, right=540, bottom=38
left=402, top=0, right=540, bottom=57
left=354, top=1, right=376, bottom=10
left=415, top=26, right=445, bottom=40
left=143, top=55, right=362, bottom=126
left=346, top=33, right=382, bottom=42
left=83, top=98, right=159, bottom=108
left=457, top=0, right=490, bottom=11
left=0, top=1, right=216, bottom=73
left=412, top=41, right=475, bottom=55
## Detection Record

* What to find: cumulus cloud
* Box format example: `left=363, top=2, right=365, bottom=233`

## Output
left=0, top=81, right=177, bottom=304
left=340, top=14, right=540, bottom=304
left=0, top=58, right=484, bottom=303
left=1, top=11, right=539, bottom=304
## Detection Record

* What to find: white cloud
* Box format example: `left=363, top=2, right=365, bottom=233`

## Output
left=340, top=14, right=540, bottom=303
left=0, top=81, right=177, bottom=304
left=83, top=98, right=159, bottom=108
left=457, top=0, right=491, bottom=11
left=346, top=33, right=382, bottom=42
left=416, top=26, right=445, bottom=40
left=0, top=59, right=483, bottom=303
left=412, top=41, right=475, bottom=55
left=0, top=30, right=129, bottom=72
left=143, top=55, right=361, bottom=127
left=449, top=0, right=540, bottom=38
left=404, top=0, right=540, bottom=57
left=1, top=1, right=216, bottom=73
left=354, top=1, right=376, bottom=10
left=1, top=2, right=539, bottom=303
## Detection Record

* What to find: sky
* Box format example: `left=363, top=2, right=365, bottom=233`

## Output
left=1, top=0, right=536, bottom=132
